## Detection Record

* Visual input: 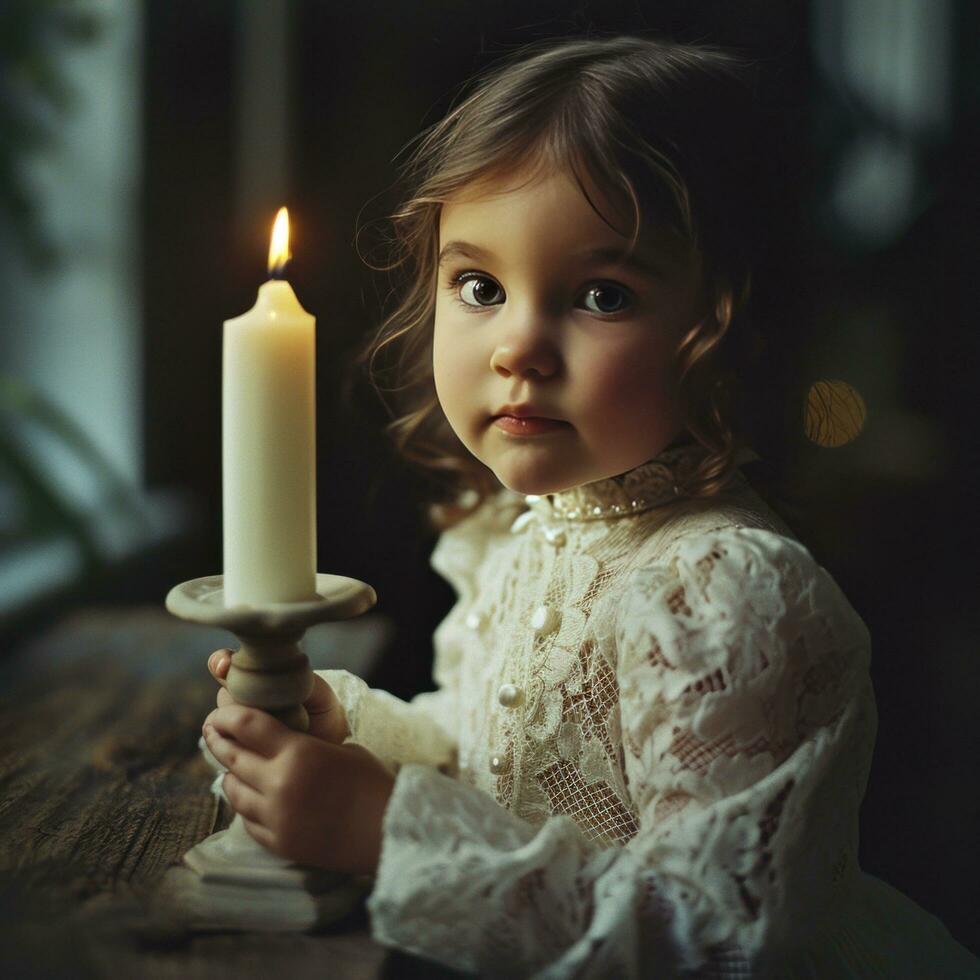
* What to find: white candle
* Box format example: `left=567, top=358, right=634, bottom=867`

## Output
left=222, top=208, right=317, bottom=606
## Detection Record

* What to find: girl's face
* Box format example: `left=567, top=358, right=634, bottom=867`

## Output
left=433, top=165, right=705, bottom=496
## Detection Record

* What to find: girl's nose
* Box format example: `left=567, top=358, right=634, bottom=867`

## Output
left=489, top=323, right=560, bottom=380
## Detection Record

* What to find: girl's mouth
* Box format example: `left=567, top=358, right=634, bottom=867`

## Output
left=492, top=415, right=570, bottom=436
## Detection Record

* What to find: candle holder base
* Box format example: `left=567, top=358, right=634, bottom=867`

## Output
left=157, top=813, right=371, bottom=932
left=159, top=573, right=378, bottom=933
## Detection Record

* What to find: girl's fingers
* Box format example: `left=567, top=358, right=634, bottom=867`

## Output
left=202, top=721, right=269, bottom=791
left=305, top=673, right=340, bottom=715
left=239, top=812, right=276, bottom=851
left=207, top=649, right=232, bottom=685
left=305, top=675, right=350, bottom=742
left=222, top=770, right=271, bottom=827
left=205, top=704, right=292, bottom=758
left=208, top=658, right=348, bottom=743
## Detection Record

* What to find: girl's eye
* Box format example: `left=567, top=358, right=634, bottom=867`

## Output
left=580, top=283, right=630, bottom=315
left=448, top=273, right=631, bottom=315
left=455, top=273, right=504, bottom=308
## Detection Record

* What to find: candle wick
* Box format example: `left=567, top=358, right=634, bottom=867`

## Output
left=268, top=264, right=290, bottom=281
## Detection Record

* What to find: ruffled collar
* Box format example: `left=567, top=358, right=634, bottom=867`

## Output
left=521, top=442, right=759, bottom=524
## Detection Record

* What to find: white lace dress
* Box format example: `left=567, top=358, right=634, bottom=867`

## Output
left=318, top=445, right=980, bottom=978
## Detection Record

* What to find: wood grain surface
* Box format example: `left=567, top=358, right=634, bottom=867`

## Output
left=0, top=606, right=461, bottom=979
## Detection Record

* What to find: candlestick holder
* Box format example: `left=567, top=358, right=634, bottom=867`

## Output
left=157, top=572, right=377, bottom=933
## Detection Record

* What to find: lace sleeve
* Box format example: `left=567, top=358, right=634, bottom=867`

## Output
left=314, top=491, right=525, bottom=776
left=366, top=528, right=878, bottom=978
left=314, top=668, right=457, bottom=774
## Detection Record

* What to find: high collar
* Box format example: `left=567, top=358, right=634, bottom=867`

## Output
left=520, top=442, right=759, bottom=523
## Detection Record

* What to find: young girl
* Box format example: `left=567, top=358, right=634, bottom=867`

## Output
left=201, top=35, right=980, bottom=978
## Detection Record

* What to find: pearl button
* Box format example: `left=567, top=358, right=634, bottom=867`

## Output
left=489, top=752, right=511, bottom=775
left=542, top=525, right=566, bottom=547
left=510, top=511, right=535, bottom=534
left=457, top=488, right=479, bottom=508
left=465, top=611, right=485, bottom=630
left=497, top=683, right=523, bottom=708
left=531, top=604, right=560, bottom=637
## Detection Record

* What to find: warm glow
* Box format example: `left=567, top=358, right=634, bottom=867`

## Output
left=268, top=206, right=291, bottom=276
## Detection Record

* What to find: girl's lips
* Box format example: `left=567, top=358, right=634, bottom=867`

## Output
left=492, top=415, right=569, bottom=436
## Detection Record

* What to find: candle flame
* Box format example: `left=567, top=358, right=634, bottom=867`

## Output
left=268, top=207, right=291, bottom=278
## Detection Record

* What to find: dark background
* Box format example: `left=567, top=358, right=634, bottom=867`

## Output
left=2, top=0, right=977, bottom=956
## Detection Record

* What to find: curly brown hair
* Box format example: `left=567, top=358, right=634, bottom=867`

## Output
left=355, top=34, right=774, bottom=530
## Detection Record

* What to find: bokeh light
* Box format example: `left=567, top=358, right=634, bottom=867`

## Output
left=804, top=380, right=867, bottom=447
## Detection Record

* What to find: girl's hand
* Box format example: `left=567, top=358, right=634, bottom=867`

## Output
left=207, top=649, right=350, bottom=744
left=202, top=703, right=394, bottom=875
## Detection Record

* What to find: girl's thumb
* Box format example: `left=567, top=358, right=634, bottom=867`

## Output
left=208, top=649, right=232, bottom=677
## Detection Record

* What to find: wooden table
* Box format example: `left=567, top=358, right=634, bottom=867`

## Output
left=0, top=605, right=464, bottom=979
